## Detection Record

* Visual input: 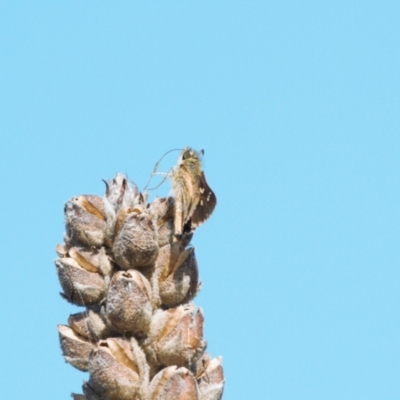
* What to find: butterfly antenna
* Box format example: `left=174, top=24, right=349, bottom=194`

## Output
left=146, top=172, right=171, bottom=191
left=143, top=148, right=181, bottom=191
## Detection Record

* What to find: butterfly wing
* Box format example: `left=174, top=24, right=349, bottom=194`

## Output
left=190, top=172, right=217, bottom=229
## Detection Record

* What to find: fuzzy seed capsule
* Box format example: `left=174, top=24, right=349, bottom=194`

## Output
left=58, top=325, right=93, bottom=372
left=154, top=244, right=199, bottom=307
left=196, top=355, right=225, bottom=400
left=143, top=303, right=206, bottom=369
left=112, top=207, right=159, bottom=270
left=149, top=366, right=199, bottom=400
left=106, top=270, right=152, bottom=334
left=55, top=257, right=107, bottom=306
left=88, top=338, right=143, bottom=400
left=68, top=309, right=115, bottom=342
left=65, top=196, right=108, bottom=247
left=57, top=244, right=114, bottom=277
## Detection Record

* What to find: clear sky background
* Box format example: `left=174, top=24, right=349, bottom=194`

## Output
left=1, top=2, right=399, bottom=399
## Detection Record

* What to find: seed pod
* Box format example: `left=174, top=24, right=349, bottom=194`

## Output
left=55, top=257, right=106, bottom=305
left=55, top=257, right=107, bottom=306
left=106, top=270, right=152, bottom=334
left=58, top=325, right=93, bottom=372
left=154, top=244, right=199, bottom=307
left=112, top=207, right=159, bottom=270
left=102, top=173, right=144, bottom=244
left=88, top=338, right=142, bottom=400
left=143, top=303, right=206, bottom=369
left=196, top=355, right=225, bottom=400
left=149, top=366, right=199, bottom=400
left=65, top=196, right=107, bottom=247
left=57, top=244, right=114, bottom=277
left=68, top=309, right=115, bottom=341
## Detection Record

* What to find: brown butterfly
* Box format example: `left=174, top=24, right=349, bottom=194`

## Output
left=171, top=147, right=217, bottom=239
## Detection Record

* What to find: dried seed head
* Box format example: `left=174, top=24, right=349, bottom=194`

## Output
left=55, top=257, right=107, bottom=306
left=106, top=270, right=152, bottom=334
left=58, top=325, right=93, bottom=372
left=65, top=196, right=108, bottom=248
left=149, top=366, right=199, bottom=400
left=144, top=303, right=206, bottom=369
left=88, top=338, right=142, bottom=400
left=154, top=244, right=199, bottom=307
left=112, top=208, right=159, bottom=270
left=196, top=355, right=225, bottom=400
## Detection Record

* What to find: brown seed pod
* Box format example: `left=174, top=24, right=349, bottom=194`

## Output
left=143, top=303, right=206, bottom=370
left=106, top=270, right=152, bottom=334
left=112, top=207, right=159, bottom=270
left=149, top=366, right=199, bottom=400
left=88, top=338, right=144, bottom=400
left=56, top=244, right=114, bottom=277
left=65, top=196, right=108, bottom=248
left=68, top=309, right=115, bottom=342
left=58, top=325, right=93, bottom=372
left=55, top=257, right=107, bottom=306
left=196, top=355, right=225, bottom=400
left=154, top=244, right=199, bottom=308
left=102, top=173, right=145, bottom=244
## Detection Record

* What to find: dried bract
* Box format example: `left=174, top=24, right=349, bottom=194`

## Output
left=58, top=325, right=93, bottom=372
left=154, top=244, right=199, bottom=307
left=149, top=366, right=199, bottom=400
left=196, top=355, right=225, bottom=400
left=65, top=196, right=107, bottom=247
left=55, top=257, right=106, bottom=306
left=88, top=338, right=143, bottom=400
left=68, top=309, right=114, bottom=342
left=143, top=303, right=206, bottom=369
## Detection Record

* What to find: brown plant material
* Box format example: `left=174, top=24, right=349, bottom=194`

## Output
left=149, top=366, right=199, bottom=400
left=68, top=309, right=115, bottom=341
left=55, top=155, right=224, bottom=399
left=143, top=303, right=206, bottom=370
left=88, top=338, right=147, bottom=400
left=106, top=270, right=152, bottom=334
left=153, top=243, right=199, bottom=308
left=196, top=354, right=225, bottom=400
left=57, top=245, right=114, bottom=277
left=112, top=207, right=159, bottom=270
left=65, top=196, right=108, bottom=247
left=58, top=325, right=93, bottom=372
left=55, top=257, right=106, bottom=306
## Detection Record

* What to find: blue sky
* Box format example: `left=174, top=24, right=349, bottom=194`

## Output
left=1, top=2, right=399, bottom=399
